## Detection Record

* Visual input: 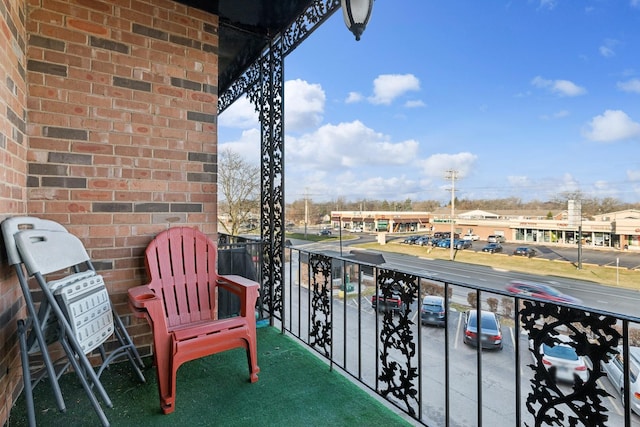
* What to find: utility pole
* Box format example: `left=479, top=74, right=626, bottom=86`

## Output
left=445, top=169, right=458, bottom=261
left=304, top=188, right=308, bottom=239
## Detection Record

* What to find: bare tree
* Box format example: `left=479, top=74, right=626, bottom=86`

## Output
left=218, top=148, right=260, bottom=236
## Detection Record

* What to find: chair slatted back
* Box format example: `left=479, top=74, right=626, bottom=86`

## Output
left=144, top=227, right=218, bottom=328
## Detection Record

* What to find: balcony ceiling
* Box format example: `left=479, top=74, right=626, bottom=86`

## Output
left=175, top=0, right=316, bottom=94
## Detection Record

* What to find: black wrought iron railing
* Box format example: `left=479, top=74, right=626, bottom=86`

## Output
left=280, top=247, right=640, bottom=427
left=217, top=235, right=640, bottom=426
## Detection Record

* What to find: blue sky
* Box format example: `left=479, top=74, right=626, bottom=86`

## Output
left=219, top=0, right=640, bottom=204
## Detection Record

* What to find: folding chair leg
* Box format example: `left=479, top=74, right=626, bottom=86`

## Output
left=113, top=312, right=146, bottom=379
left=58, top=337, right=111, bottom=427
left=18, top=320, right=36, bottom=427
left=16, top=264, right=67, bottom=419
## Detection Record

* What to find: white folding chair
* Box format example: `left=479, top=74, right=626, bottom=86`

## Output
left=2, top=217, right=145, bottom=426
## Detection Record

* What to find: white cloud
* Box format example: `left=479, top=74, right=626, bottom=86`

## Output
left=539, top=0, right=557, bottom=10
left=531, top=76, right=587, bottom=97
left=368, top=74, right=421, bottom=105
left=540, top=110, right=570, bottom=120
left=599, top=39, right=619, bottom=58
left=286, top=120, right=419, bottom=171
left=405, top=100, right=426, bottom=108
left=557, top=173, right=580, bottom=193
left=419, top=152, right=478, bottom=179
left=284, top=79, right=326, bottom=132
left=218, top=96, right=258, bottom=129
left=218, top=128, right=261, bottom=165
left=345, top=91, right=364, bottom=103
left=507, top=175, right=531, bottom=186
left=599, top=46, right=615, bottom=57
left=617, top=78, right=640, bottom=93
left=218, top=80, right=325, bottom=132
left=583, top=110, right=640, bottom=142
left=628, top=170, right=640, bottom=181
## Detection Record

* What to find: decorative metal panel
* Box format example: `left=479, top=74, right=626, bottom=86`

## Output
left=218, top=0, right=342, bottom=323
left=218, top=0, right=340, bottom=113
left=376, top=269, right=420, bottom=417
left=308, top=253, right=333, bottom=357
left=520, top=301, right=621, bottom=426
left=245, top=39, right=285, bottom=321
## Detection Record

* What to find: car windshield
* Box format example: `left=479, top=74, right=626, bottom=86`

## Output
left=469, top=313, right=497, bottom=330
left=543, top=343, right=578, bottom=361
left=423, top=303, right=442, bottom=312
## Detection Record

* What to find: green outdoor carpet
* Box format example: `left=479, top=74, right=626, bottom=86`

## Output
left=7, top=327, right=412, bottom=426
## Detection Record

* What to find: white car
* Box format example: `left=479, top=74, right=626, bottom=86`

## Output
left=530, top=334, right=589, bottom=383
left=463, top=233, right=479, bottom=241
left=600, top=346, right=640, bottom=416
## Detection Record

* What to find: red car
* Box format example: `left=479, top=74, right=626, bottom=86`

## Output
left=505, top=280, right=582, bottom=304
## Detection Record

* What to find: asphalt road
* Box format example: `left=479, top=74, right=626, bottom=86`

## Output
left=361, top=233, right=640, bottom=269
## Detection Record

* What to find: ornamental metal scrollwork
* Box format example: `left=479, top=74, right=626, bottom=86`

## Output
left=217, top=0, right=342, bottom=324
left=308, top=254, right=333, bottom=358
left=520, top=301, right=621, bottom=427
left=376, top=269, right=419, bottom=417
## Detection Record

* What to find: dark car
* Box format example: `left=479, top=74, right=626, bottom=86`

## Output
left=505, top=280, right=582, bottom=304
left=463, top=310, right=503, bottom=350
left=402, top=235, right=419, bottom=244
left=318, top=229, right=332, bottom=236
left=371, top=289, right=405, bottom=315
left=481, top=243, right=503, bottom=253
left=421, top=295, right=446, bottom=327
left=455, top=239, right=472, bottom=249
left=513, top=246, right=536, bottom=257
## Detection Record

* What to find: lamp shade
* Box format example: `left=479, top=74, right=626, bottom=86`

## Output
left=341, top=0, right=373, bottom=41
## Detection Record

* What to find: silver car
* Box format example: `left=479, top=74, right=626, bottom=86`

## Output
left=600, top=346, right=640, bottom=416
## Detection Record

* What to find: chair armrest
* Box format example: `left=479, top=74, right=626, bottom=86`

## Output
left=128, top=284, right=166, bottom=325
left=217, top=275, right=259, bottom=317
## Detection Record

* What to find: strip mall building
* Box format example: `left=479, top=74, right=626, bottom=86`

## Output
left=330, top=209, right=640, bottom=250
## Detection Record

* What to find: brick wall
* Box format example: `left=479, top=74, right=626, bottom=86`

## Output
left=0, top=0, right=220, bottom=423
left=0, top=0, right=27, bottom=423
left=25, top=0, right=218, bottom=348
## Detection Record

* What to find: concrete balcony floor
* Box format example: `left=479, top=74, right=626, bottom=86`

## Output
left=8, top=326, right=412, bottom=426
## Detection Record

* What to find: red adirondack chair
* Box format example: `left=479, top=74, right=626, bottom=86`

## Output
left=128, top=227, right=260, bottom=414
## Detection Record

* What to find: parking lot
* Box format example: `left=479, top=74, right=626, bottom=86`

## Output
left=348, top=294, right=640, bottom=426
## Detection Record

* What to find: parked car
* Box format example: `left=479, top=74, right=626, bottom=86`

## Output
left=505, top=280, right=582, bottom=305
left=371, top=289, right=404, bottom=315
left=455, top=239, right=472, bottom=249
left=415, top=236, right=431, bottom=246
left=481, top=243, right=503, bottom=253
left=513, top=246, right=536, bottom=257
left=318, top=229, right=332, bottom=236
left=420, top=295, right=446, bottom=327
left=600, top=346, right=640, bottom=416
left=402, top=235, right=419, bottom=244
left=437, top=238, right=451, bottom=248
left=530, top=334, right=589, bottom=383
left=463, top=310, right=503, bottom=350
left=463, top=233, right=480, bottom=241
left=487, top=235, right=506, bottom=243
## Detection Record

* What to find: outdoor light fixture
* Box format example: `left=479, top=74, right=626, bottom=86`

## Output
left=341, top=0, right=373, bottom=41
